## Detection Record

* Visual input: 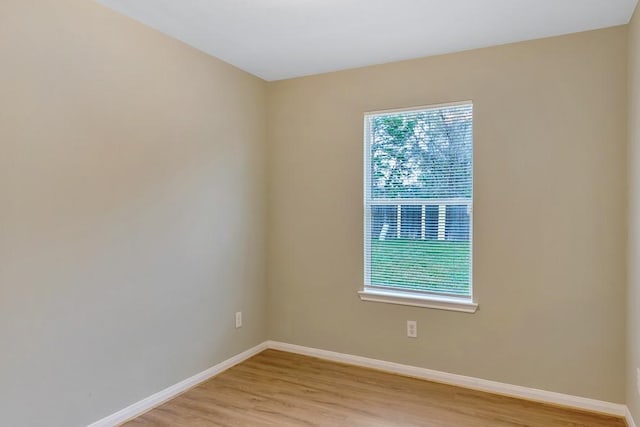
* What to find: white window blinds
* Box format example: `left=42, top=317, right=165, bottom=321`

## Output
left=364, top=102, right=473, bottom=298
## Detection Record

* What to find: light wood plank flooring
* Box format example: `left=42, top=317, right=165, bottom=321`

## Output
left=124, top=350, right=626, bottom=426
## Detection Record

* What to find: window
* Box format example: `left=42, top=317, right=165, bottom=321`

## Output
left=360, top=102, right=477, bottom=313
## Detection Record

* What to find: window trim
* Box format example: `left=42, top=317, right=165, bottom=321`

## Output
left=358, top=288, right=478, bottom=313
left=361, top=101, right=476, bottom=312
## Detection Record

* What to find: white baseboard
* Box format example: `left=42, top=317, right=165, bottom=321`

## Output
left=89, top=340, right=631, bottom=426
left=266, top=341, right=628, bottom=419
left=87, top=341, right=269, bottom=427
left=627, top=407, right=638, bottom=427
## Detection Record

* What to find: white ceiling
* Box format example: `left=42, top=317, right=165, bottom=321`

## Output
left=96, top=0, right=638, bottom=81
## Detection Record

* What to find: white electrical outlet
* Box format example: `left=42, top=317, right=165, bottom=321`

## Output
left=235, top=312, right=242, bottom=329
left=407, top=320, right=417, bottom=338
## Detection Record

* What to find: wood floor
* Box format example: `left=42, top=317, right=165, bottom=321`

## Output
left=124, top=350, right=626, bottom=427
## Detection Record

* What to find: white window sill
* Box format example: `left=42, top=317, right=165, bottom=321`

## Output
left=358, top=289, right=478, bottom=313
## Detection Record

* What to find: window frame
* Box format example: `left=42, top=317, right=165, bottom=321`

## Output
left=360, top=101, right=478, bottom=313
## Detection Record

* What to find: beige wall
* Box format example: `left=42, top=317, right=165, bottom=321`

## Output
left=267, top=27, right=628, bottom=403
left=629, top=2, right=640, bottom=422
left=0, top=2, right=632, bottom=424
left=0, top=1, right=267, bottom=426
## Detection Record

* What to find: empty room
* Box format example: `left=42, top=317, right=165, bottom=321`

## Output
left=4, top=0, right=640, bottom=426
